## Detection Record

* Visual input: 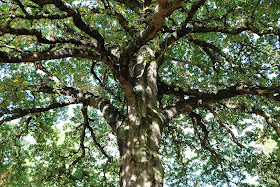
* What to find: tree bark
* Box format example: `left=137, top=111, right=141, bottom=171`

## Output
left=117, top=52, right=164, bottom=186
left=117, top=111, right=164, bottom=187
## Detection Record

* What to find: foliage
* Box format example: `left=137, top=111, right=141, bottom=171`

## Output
left=0, top=0, right=280, bottom=186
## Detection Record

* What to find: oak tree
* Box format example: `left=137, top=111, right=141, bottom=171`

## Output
left=0, top=0, right=280, bottom=186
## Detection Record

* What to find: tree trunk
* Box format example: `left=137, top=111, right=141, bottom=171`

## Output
left=117, top=111, right=164, bottom=187
left=117, top=55, right=164, bottom=186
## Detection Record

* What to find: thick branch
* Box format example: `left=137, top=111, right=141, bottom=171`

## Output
left=14, top=13, right=70, bottom=20
left=32, top=84, right=123, bottom=132
left=182, top=0, right=207, bottom=26
left=0, top=99, right=80, bottom=125
left=0, top=25, right=96, bottom=47
left=162, top=84, right=280, bottom=123
left=119, top=0, right=183, bottom=73
left=0, top=47, right=102, bottom=63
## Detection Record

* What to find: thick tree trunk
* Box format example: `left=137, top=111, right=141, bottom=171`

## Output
left=117, top=56, right=164, bottom=186
left=117, top=111, right=164, bottom=187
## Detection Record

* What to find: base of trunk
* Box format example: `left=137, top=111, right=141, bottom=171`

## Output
left=119, top=150, right=164, bottom=187
left=117, top=115, right=164, bottom=187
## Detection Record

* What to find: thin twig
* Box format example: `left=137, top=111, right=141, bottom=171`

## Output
left=0, top=43, right=24, bottom=53
left=90, top=61, right=122, bottom=102
left=34, top=61, right=61, bottom=86
left=71, top=105, right=87, bottom=166
left=81, top=104, right=112, bottom=162
left=206, top=105, right=244, bottom=148
left=164, top=58, right=206, bottom=69
left=0, top=116, right=32, bottom=148
left=222, top=102, right=280, bottom=139
left=189, top=111, right=222, bottom=161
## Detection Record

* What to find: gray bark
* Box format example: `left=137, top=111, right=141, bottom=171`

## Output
left=117, top=51, right=165, bottom=186
left=117, top=112, right=164, bottom=187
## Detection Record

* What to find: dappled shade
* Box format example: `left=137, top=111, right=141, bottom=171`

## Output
left=0, top=0, right=280, bottom=186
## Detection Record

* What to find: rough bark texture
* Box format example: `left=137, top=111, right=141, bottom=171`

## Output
left=117, top=52, right=165, bottom=186
left=117, top=113, right=164, bottom=187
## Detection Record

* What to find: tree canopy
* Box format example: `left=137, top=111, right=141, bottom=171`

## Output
left=0, top=0, right=280, bottom=186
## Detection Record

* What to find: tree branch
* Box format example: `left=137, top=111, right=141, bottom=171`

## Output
left=158, top=23, right=280, bottom=63
left=0, top=25, right=96, bottom=47
left=89, top=5, right=135, bottom=37
left=13, top=0, right=30, bottom=16
left=110, top=9, right=136, bottom=37
left=119, top=0, right=183, bottom=74
left=205, top=105, right=245, bottom=148
left=86, top=120, right=112, bottom=162
left=87, top=97, right=123, bottom=133
left=223, top=102, right=280, bottom=138
left=199, top=45, right=219, bottom=72
left=30, top=0, right=105, bottom=50
left=164, top=58, right=206, bottom=69
left=0, top=116, right=32, bottom=147
left=162, top=84, right=280, bottom=123
left=91, top=5, right=136, bottom=37
left=190, top=38, right=231, bottom=64
left=189, top=111, right=208, bottom=148
left=0, top=47, right=102, bottom=63
left=34, top=61, right=61, bottom=86
left=191, top=24, right=280, bottom=37
left=90, top=62, right=122, bottom=102
left=0, top=98, right=80, bottom=125
left=71, top=105, right=87, bottom=166
left=182, top=0, right=207, bottom=26
left=0, top=43, right=24, bottom=53
left=13, top=13, right=70, bottom=20
left=113, top=0, right=143, bottom=14
left=81, top=104, right=112, bottom=161
left=158, top=79, right=201, bottom=98
left=189, top=111, right=222, bottom=161
left=31, top=84, right=123, bottom=133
